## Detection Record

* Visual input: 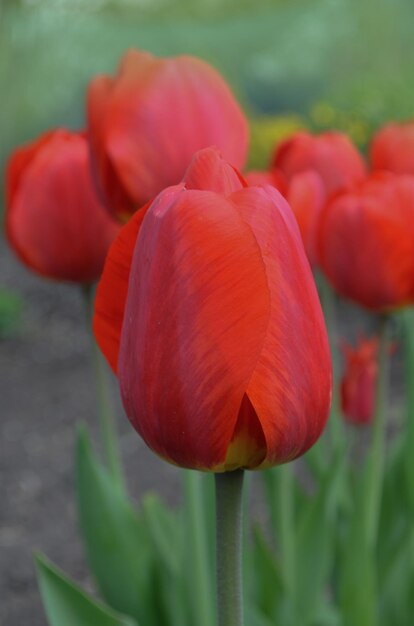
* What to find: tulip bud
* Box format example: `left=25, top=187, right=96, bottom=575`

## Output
left=87, top=49, right=248, bottom=218
left=94, top=147, right=331, bottom=471
left=340, top=337, right=379, bottom=425
left=5, top=130, right=120, bottom=284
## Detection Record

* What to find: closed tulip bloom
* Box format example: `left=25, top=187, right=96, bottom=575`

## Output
left=273, top=131, right=367, bottom=196
left=318, top=173, right=414, bottom=310
left=94, top=147, right=331, bottom=471
left=87, top=49, right=248, bottom=219
left=6, top=130, right=120, bottom=284
left=340, top=337, right=379, bottom=426
left=371, top=121, right=414, bottom=174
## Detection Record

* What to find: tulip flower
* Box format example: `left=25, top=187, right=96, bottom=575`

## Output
left=370, top=121, right=414, bottom=174
left=318, top=172, right=414, bottom=310
left=272, top=130, right=367, bottom=195
left=87, top=49, right=248, bottom=219
left=340, top=336, right=379, bottom=425
left=6, top=129, right=120, bottom=284
left=94, top=147, right=331, bottom=471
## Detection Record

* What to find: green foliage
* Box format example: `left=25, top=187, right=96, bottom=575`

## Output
left=0, top=287, right=22, bottom=338
left=35, top=554, right=138, bottom=626
left=74, top=428, right=215, bottom=626
left=75, top=427, right=161, bottom=625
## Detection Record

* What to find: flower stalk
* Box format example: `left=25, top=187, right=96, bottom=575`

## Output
left=363, top=315, right=389, bottom=547
left=215, top=470, right=245, bottom=626
left=82, top=285, right=125, bottom=492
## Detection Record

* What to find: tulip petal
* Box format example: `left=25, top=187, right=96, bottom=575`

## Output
left=230, top=186, right=331, bottom=465
left=93, top=203, right=150, bottom=372
left=6, top=130, right=57, bottom=210
left=370, top=122, right=414, bottom=174
left=183, top=147, right=246, bottom=195
left=273, top=131, right=366, bottom=195
left=118, top=185, right=272, bottom=470
left=244, top=169, right=288, bottom=195
left=286, top=170, right=325, bottom=266
left=87, top=75, right=137, bottom=218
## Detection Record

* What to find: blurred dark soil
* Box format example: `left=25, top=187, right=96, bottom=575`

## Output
left=0, top=235, right=183, bottom=626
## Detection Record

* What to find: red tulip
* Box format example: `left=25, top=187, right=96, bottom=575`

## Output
left=340, top=337, right=379, bottom=425
left=244, top=169, right=288, bottom=195
left=94, top=147, right=331, bottom=471
left=318, top=173, right=414, bottom=310
left=273, top=131, right=366, bottom=195
left=371, top=121, right=414, bottom=174
left=6, top=129, right=120, bottom=284
left=285, top=171, right=325, bottom=267
left=87, top=49, right=248, bottom=219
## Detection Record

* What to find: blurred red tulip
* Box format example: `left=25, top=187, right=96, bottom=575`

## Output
left=244, top=169, right=288, bottom=195
left=273, top=131, right=366, bottom=195
left=371, top=121, right=414, bottom=174
left=340, top=337, right=379, bottom=425
left=6, top=129, right=120, bottom=284
left=285, top=171, right=325, bottom=266
left=87, top=49, right=248, bottom=219
left=318, top=172, right=414, bottom=310
left=94, top=147, right=331, bottom=471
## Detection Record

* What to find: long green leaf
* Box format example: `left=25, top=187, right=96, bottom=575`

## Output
left=142, top=492, right=189, bottom=626
left=247, top=524, right=284, bottom=621
left=35, top=553, right=137, bottom=626
left=337, top=479, right=377, bottom=626
left=295, top=449, right=346, bottom=624
left=75, top=426, right=158, bottom=625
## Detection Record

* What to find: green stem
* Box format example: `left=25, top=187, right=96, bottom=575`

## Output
left=317, top=272, right=343, bottom=450
left=364, top=315, right=389, bottom=548
left=215, top=470, right=245, bottom=626
left=279, top=463, right=295, bottom=601
left=82, top=285, right=125, bottom=491
left=183, top=470, right=216, bottom=626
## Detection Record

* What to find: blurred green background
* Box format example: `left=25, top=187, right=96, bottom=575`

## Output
left=1, top=0, right=414, bottom=181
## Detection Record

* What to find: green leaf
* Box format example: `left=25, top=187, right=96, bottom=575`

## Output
left=261, top=464, right=307, bottom=546
left=142, top=492, right=189, bottom=626
left=311, top=604, right=342, bottom=626
left=75, top=426, right=159, bottom=625
left=337, top=478, right=377, bottom=626
left=295, top=449, right=346, bottom=623
left=247, top=524, right=284, bottom=621
left=245, top=605, right=275, bottom=626
left=181, top=470, right=216, bottom=626
left=142, top=492, right=181, bottom=577
left=0, top=287, right=22, bottom=338
left=35, top=553, right=137, bottom=626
